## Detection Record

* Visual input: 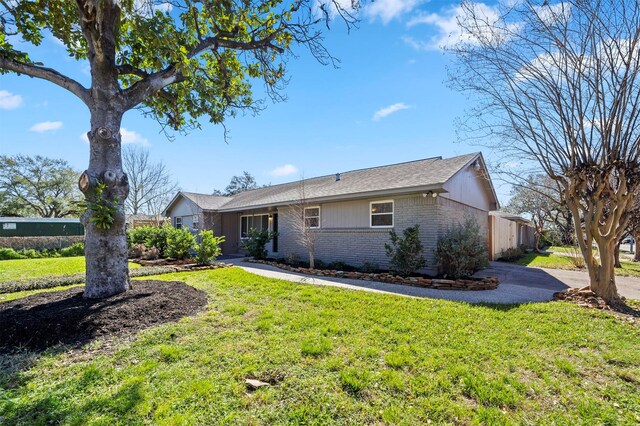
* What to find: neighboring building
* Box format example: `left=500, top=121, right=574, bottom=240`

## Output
left=0, top=217, right=84, bottom=237
left=163, top=152, right=500, bottom=273
left=488, top=211, right=536, bottom=260
left=125, top=214, right=170, bottom=229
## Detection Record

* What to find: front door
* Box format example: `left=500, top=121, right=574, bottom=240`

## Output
left=272, top=213, right=278, bottom=253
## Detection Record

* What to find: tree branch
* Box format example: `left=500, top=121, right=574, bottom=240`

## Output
left=0, top=56, right=91, bottom=106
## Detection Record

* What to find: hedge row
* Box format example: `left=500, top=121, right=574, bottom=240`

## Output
left=0, top=265, right=179, bottom=294
left=0, top=236, right=84, bottom=250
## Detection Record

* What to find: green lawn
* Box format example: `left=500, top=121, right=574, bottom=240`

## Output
left=0, top=257, right=140, bottom=283
left=516, top=248, right=640, bottom=277
left=1, top=268, right=639, bottom=425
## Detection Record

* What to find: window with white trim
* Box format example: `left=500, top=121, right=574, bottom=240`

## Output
left=304, top=206, right=320, bottom=229
left=192, top=214, right=199, bottom=230
left=370, top=201, right=394, bottom=228
left=175, top=217, right=182, bottom=229
left=240, top=214, right=269, bottom=238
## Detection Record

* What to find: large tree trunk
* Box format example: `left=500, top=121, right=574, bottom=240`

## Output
left=568, top=200, right=623, bottom=306
left=633, top=233, right=640, bottom=262
left=80, top=107, right=130, bottom=299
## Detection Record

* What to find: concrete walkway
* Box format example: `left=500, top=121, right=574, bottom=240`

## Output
left=229, top=259, right=640, bottom=304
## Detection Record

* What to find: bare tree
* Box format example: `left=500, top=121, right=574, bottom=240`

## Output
left=123, top=146, right=179, bottom=220
left=450, top=0, right=640, bottom=304
left=285, top=178, right=319, bottom=269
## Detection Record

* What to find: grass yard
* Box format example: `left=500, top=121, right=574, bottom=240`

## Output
left=0, top=257, right=140, bottom=283
left=1, top=268, right=639, bottom=425
left=516, top=247, right=640, bottom=277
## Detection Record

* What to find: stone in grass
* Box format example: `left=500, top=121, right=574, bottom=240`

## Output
left=245, top=378, right=270, bottom=390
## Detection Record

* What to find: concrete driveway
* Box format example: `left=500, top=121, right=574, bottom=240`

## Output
left=231, top=259, right=640, bottom=304
left=478, top=261, right=640, bottom=300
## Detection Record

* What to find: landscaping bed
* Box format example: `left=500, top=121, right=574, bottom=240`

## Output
left=0, top=280, right=208, bottom=352
left=249, top=259, right=499, bottom=290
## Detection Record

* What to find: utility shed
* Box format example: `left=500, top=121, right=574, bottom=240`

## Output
left=0, top=217, right=84, bottom=237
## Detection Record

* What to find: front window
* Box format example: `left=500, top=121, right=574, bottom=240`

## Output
left=175, top=217, right=182, bottom=229
left=192, top=215, right=199, bottom=230
left=304, top=206, right=320, bottom=229
left=240, top=214, right=269, bottom=238
left=370, top=201, right=394, bottom=228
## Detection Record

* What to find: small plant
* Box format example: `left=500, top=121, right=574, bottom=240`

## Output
left=566, top=245, right=586, bottom=269
left=60, top=242, right=84, bottom=257
left=435, top=216, right=488, bottom=279
left=0, top=248, right=27, bottom=260
left=384, top=225, right=426, bottom=276
left=360, top=261, right=380, bottom=273
left=166, top=227, right=196, bottom=259
left=242, top=228, right=276, bottom=260
left=499, top=247, right=525, bottom=262
left=195, top=230, right=225, bottom=265
left=81, top=181, right=118, bottom=230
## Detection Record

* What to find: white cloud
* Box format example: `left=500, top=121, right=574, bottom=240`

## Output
left=270, top=164, right=298, bottom=177
left=406, top=3, right=521, bottom=50
left=0, top=90, right=23, bottom=109
left=121, top=128, right=150, bottom=146
left=79, top=128, right=150, bottom=146
left=29, top=121, right=63, bottom=132
left=372, top=102, right=411, bottom=121
left=365, top=0, right=423, bottom=24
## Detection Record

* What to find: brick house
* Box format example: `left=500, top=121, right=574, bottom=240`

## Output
left=162, top=152, right=500, bottom=273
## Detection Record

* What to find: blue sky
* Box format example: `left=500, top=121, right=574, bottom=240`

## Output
left=0, top=0, right=512, bottom=203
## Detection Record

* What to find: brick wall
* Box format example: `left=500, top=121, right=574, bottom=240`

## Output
left=277, top=195, right=443, bottom=272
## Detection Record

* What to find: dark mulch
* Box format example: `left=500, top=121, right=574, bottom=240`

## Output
left=0, top=281, right=208, bottom=353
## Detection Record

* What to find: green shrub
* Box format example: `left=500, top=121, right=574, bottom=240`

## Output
left=166, top=227, right=196, bottom=259
left=242, top=228, right=276, bottom=260
left=499, top=247, right=525, bottom=262
left=60, top=242, right=84, bottom=257
left=360, top=261, right=380, bottom=273
left=127, top=225, right=155, bottom=246
left=435, top=216, right=488, bottom=279
left=384, top=225, right=426, bottom=276
left=146, top=225, right=172, bottom=257
left=0, top=248, right=27, bottom=260
left=195, top=230, right=225, bottom=265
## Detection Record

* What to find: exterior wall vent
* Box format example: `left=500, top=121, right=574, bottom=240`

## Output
left=335, top=173, right=341, bottom=182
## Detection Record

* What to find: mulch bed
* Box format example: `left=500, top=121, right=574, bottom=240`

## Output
left=0, top=281, right=208, bottom=353
left=554, top=288, right=639, bottom=324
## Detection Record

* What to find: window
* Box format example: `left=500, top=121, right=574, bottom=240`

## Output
left=175, top=217, right=182, bottom=229
left=304, top=206, right=320, bottom=229
left=370, top=201, right=394, bottom=228
left=192, top=215, right=199, bottom=230
left=240, top=214, right=270, bottom=238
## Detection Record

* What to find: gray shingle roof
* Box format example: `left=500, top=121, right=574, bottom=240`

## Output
left=167, top=153, right=484, bottom=213
left=220, top=153, right=480, bottom=211
left=180, top=192, right=231, bottom=211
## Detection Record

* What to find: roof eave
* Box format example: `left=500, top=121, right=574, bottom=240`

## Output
left=217, top=184, right=447, bottom=213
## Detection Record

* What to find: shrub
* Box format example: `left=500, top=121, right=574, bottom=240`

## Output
left=242, top=228, right=276, bottom=260
left=0, top=248, right=27, bottom=260
left=60, top=242, right=84, bottom=257
left=167, top=227, right=196, bottom=259
left=384, top=225, right=426, bottom=276
left=146, top=224, right=172, bottom=258
left=327, top=260, right=354, bottom=271
left=435, top=216, right=488, bottom=279
left=360, top=261, right=380, bottom=273
left=195, top=230, right=225, bottom=265
left=499, top=247, right=525, bottom=262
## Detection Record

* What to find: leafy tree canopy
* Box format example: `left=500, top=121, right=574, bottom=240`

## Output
left=0, top=0, right=358, bottom=133
left=0, top=155, right=83, bottom=218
